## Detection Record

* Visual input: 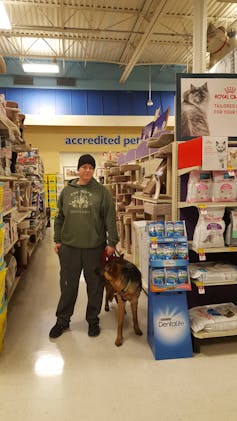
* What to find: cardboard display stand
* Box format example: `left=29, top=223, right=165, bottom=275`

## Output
left=147, top=290, right=193, bottom=360
left=146, top=221, right=193, bottom=360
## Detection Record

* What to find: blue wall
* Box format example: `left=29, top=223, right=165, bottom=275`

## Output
left=0, top=87, right=175, bottom=116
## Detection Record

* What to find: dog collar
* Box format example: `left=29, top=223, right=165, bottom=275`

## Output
left=121, top=279, right=131, bottom=293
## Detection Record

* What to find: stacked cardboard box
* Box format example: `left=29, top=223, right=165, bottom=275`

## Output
left=44, top=174, right=58, bottom=218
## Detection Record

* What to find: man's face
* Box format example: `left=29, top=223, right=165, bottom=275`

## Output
left=78, top=164, right=94, bottom=184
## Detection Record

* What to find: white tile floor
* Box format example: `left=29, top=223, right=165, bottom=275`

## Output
left=1, top=228, right=237, bottom=420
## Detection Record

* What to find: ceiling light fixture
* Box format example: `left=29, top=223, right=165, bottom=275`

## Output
left=22, top=62, right=60, bottom=74
left=147, top=65, right=153, bottom=107
left=0, top=1, right=12, bottom=29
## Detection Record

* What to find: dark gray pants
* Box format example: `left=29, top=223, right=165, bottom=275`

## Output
left=56, top=244, right=105, bottom=327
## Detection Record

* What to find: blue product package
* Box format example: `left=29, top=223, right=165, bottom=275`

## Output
left=166, top=221, right=174, bottom=237
left=177, top=268, right=188, bottom=284
left=174, top=221, right=186, bottom=237
left=155, top=221, right=165, bottom=237
left=152, top=269, right=165, bottom=286
left=175, top=243, right=189, bottom=260
left=165, top=268, right=178, bottom=287
left=148, top=222, right=157, bottom=237
left=150, top=243, right=157, bottom=261
left=163, top=244, right=175, bottom=260
left=156, top=244, right=165, bottom=260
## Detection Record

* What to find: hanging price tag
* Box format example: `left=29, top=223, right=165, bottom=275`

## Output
left=198, top=286, right=206, bottom=294
left=197, top=274, right=205, bottom=294
left=198, top=204, right=207, bottom=215
left=198, top=249, right=206, bottom=261
left=227, top=166, right=235, bottom=177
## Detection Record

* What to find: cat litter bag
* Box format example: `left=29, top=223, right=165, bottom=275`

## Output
left=212, top=171, right=237, bottom=202
left=212, top=180, right=236, bottom=202
left=186, top=170, right=212, bottom=203
left=193, top=215, right=225, bottom=248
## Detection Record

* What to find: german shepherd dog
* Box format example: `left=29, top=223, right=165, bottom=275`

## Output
left=103, top=254, right=143, bottom=346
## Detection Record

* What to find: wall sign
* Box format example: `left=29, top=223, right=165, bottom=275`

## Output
left=176, top=73, right=237, bottom=141
left=65, top=135, right=140, bottom=147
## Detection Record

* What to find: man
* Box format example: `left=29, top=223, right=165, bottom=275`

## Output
left=49, top=154, right=119, bottom=338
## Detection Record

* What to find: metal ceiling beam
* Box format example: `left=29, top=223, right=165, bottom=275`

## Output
left=119, top=0, right=168, bottom=84
left=1, top=26, right=140, bottom=38
left=3, top=52, right=187, bottom=67
left=3, top=52, right=124, bottom=64
left=0, top=26, right=192, bottom=41
left=4, top=0, right=141, bottom=14
left=119, top=0, right=154, bottom=64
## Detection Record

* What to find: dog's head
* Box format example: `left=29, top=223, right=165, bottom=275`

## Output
left=103, top=254, right=124, bottom=280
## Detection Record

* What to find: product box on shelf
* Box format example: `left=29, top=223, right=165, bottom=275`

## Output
left=50, top=207, right=57, bottom=218
left=147, top=221, right=191, bottom=292
left=48, top=192, right=57, bottom=201
left=47, top=174, right=57, bottom=184
left=0, top=295, right=7, bottom=352
left=0, top=223, right=4, bottom=258
left=0, top=262, right=6, bottom=302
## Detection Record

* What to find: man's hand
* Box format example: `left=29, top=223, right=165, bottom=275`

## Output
left=54, top=243, right=62, bottom=254
left=105, top=245, right=115, bottom=257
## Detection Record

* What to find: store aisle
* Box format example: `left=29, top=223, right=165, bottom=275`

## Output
left=1, top=229, right=237, bottom=420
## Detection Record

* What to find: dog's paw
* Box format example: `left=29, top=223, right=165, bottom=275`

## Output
left=134, top=327, right=143, bottom=336
left=115, top=337, right=123, bottom=346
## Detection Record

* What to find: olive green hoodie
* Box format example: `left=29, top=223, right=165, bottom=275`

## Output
left=54, top=178, right=119, bottom=248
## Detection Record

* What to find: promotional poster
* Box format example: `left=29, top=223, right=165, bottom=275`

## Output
left=176, top=74, right=237, bottom=141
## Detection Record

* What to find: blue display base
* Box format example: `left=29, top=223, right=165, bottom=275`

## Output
left=147, top=290, right=193, bottom=360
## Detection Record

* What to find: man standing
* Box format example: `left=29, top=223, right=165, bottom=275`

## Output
left=49, top=154, right=119, bottom=338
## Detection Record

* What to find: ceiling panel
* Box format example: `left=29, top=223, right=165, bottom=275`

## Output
left=0, top=0, right=236, bottom=86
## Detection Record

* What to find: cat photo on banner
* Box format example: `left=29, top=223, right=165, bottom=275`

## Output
left=176, top=74, right=237, bottom=141
left=181, top=82, right=210, bottom=138
left=202, top=136, right=228, bottom=170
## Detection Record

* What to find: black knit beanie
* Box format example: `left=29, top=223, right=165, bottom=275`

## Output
left=77, top=154, right=96, bottom=170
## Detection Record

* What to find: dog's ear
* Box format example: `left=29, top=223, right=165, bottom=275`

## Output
left=118, top=254, right=124, bottom=262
